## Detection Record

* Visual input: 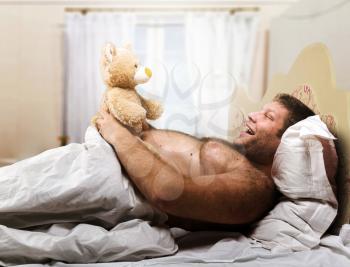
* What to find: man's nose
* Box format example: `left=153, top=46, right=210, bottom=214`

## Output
left=248, top=112, right=257, bottom=123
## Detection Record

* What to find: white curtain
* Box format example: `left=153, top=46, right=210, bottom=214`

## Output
left=185, top=12, right=259, bottom=139
left=64, top=11, right=259, bottom=143
left=131, top=15, right=195, bottom=134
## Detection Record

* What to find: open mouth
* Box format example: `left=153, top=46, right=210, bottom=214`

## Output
left=245, top=125, right=255, bottom=135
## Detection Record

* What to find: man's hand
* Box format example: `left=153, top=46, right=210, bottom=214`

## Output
left=95, top=107, right=126, bottom=145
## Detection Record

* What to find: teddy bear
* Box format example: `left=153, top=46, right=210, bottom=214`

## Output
left=92, top=43, right=163, bottom=133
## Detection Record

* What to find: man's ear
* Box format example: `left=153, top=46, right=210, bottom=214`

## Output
left=103, top=43, right=117, bottom=63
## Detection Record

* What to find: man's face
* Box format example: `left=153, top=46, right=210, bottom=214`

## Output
left=234, top=101, right=289, bottom=165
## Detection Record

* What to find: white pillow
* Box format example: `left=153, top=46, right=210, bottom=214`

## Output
left=250, top=115, right=338, bottom=252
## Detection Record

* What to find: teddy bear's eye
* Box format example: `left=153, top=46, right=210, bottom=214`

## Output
left=134, top=64, right=138, bottom=68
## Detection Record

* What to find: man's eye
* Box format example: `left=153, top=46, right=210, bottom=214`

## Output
left=265, top=114, right=273, bottom=120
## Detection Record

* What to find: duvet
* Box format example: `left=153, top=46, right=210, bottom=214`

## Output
left=0, top=127, right=177, bottom=265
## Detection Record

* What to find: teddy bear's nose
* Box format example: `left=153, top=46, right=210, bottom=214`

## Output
left=145, top=67, right=152, bottom=78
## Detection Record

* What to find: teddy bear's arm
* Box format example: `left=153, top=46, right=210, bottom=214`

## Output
left=107, top=98, right=146, bottom=133
left=140, top=96, right=163, bottom=120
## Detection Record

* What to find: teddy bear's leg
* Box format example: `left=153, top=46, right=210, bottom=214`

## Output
left=108, top=99, right=146, bottom=133
left=140, top=97, right=164, bottom=120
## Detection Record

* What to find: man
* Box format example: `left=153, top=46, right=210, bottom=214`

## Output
left=95, top=93, right=315, bottom=227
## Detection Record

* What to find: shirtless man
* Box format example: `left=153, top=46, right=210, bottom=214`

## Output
left=95, top=94, right=315, bottom=227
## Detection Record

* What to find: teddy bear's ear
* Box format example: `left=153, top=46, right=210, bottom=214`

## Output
left=103, top=43, right=117, bottom=63
left=124, top=43, right=133, bottom=51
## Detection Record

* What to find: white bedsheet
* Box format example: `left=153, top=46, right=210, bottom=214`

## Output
left=0, top=127, right=176, bottom=265
left=12, top=224, right=350, bottom=267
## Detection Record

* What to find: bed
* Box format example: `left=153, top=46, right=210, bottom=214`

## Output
left=2, top=43, right=350, bottom=267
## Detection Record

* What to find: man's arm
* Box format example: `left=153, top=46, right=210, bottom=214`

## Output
left=96, top=110, right=275, bottom=224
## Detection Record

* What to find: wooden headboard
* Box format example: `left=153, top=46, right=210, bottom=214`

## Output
left=230, top=43, right=350, bottom=232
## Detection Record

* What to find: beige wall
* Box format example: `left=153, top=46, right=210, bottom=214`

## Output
left=269, top=0, right=350, bottom=91
left=0, top=0, right=293, bottom=163
left=0, top=4, right=65, bottom=163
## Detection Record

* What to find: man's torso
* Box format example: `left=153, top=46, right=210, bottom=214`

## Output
left=139, top=128, right=276, bottom=230
left=140, top=129, right=252, bottom=178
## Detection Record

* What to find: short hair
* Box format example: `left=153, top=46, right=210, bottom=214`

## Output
left=273, top=93, right=316, bottom=137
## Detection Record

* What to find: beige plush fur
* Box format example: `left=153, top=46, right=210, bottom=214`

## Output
left=92, top=43, right=163, bottom=133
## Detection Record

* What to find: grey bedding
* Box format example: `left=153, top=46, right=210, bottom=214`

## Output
left=0, top=127, right=176, bottom=265
left=10, top=224, right=350, bottom=267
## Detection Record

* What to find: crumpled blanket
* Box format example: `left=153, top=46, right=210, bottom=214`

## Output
left=0, top=127, right=177, bottom=265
